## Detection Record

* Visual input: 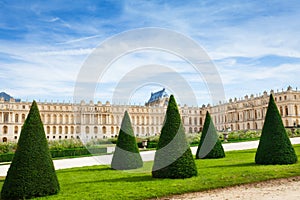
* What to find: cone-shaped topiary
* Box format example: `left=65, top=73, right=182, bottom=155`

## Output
left=255, top=94, right=297, bottom=164
left=152, top=95, right=197, bottom=179
left=111, top=111, right=143, bottom=170
left=196, top=111, right=225, bottom=159
left=1, top=101, right=59, bottom=199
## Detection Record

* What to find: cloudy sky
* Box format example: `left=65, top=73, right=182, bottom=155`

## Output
left=1, top=0, right=300, bottom=106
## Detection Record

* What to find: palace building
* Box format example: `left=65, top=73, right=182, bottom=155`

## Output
left=0, top=87, right=299, bottom=142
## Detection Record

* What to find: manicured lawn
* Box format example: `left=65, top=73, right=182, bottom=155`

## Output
left=1, top=145, right=300, bottom=200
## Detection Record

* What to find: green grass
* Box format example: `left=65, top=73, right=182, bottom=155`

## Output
left=1, top=145, right=300, bottom=200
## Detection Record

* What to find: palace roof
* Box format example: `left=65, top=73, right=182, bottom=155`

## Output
left=147, top=88, right=169, bottom=104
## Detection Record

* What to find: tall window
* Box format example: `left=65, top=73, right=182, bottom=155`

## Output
left=4, top=113, right=9, bottom=123
left=14, top=126, right=18, bottom=134
left=47, top=126, right=50, bottom=134
left=3, top=126, right=8, bottom=134
left=102, top=126, right=106, bottom=134
left=85, top=126, right=90, bottom=134
left=65, top=126, right=68, bottom=134
left=15, top=114, right=19, bottom=123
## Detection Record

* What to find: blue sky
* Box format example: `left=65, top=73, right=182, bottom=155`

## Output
left=1, top=0, right=300, bottom=106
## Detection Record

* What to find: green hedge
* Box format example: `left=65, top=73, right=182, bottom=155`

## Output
left=0, top=153, right=15, bottom=162
left=137, top=141, right=157, bottom=149
left=0, top=147, right=107, bottom=162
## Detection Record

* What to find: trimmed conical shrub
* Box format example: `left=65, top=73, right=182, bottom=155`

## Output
left=1, top=101, right=59, bottom=199
left=196, top=111, right=225, bottom=159
left=152, top=95, right=197, bottom=179
left=111, top=111, right=143, bottom=170
left=255, top=94, right=297, bottom=164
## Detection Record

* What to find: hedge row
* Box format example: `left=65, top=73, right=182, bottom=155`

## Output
left=0, top=147, right=107, bottom=162
left=137, top=141, right=157, bottom=149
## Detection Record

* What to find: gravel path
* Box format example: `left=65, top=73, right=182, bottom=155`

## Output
left=157, top=176, right=300, bottom=200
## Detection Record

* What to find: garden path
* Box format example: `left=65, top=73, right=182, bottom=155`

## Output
left=0, top=137, right=299, bottom=177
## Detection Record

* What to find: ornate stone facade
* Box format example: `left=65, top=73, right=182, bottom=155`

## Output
left=0, top=86, right=299, bottom=142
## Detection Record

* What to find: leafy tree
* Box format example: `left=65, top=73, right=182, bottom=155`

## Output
left=152, top=95, right=197, bottom=178
left=1, top=101, right=60, bottom=199
left=111, top=111, right=143, bottom=170
left=255, top=94, right=297, bottom=164
left=196, top=111, right=225, bottom=159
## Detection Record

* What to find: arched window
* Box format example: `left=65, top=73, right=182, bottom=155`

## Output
left=22, top=114, right=26, bottom=122
left=247, top=123, right=250, bottom=130
left=4, top=113, right=9, bottom=123
left=70, top=115, right=74, bottom=124
left=254, top=122, right=258, bottom=130
left=15, top=114, right=19, bottom=123
left=189, top=127, right=193, bottom=133
left=279, top=106, right=283, bottom=116
left=47, top=126, right=50, bottom=134
left=41, top=114, right=45, bottom=123
left=85, top=126, right=90, bottom=134
left=53, top=126, right=57, bottom=134
left=200, top=118, right=203, bottom=125
left=111, top=127, right=114, bottom=134
left=85, top=115, right=90, bottom=124
left=94, top=114, right=98, bottom=124
left=285, top=106, right=289, bottom=116
left=194, top=118, right=198, bottom=126
left=194, top=127, right=198, bottom=132
left=46, top=114, right=51, bottom=124
left=94, top=126, right=98, bottom=134
left=3, top=126, right=8, bottom=134
left=14, top=126, right=18, bottom=134
left=76, top=126, right=80, bottom=134
left=111, top=116, right=114, bottom=124
left=65, top=126, right=68, bottom=134
left=295, top=105, right=298, bottom=116
left=102, top=126, right=106, bottom=134
left=102, top=115, right=106, bottom=124
left=65, top=115, right=69, bottom=124
left=141, top=116, right=145, bottom=125
left=53, top=114, right=57, bottom=124
left=189, top=117, right=192, bottom=125
left=59, top=126, right=62, bottom=134
left=2, top=137, right=7, bottom=142
left=71, top=126, right=74, bottom=134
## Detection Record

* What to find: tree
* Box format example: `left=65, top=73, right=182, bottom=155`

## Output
left=255, top=94, right=297, bottom=164
left=196, top=111, right=225, bottom=159
left=152, top=95, right=197, bottom=178
left=1, top=101, right=60, bottom=199
left=111, top=111, right=143, bottom=170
